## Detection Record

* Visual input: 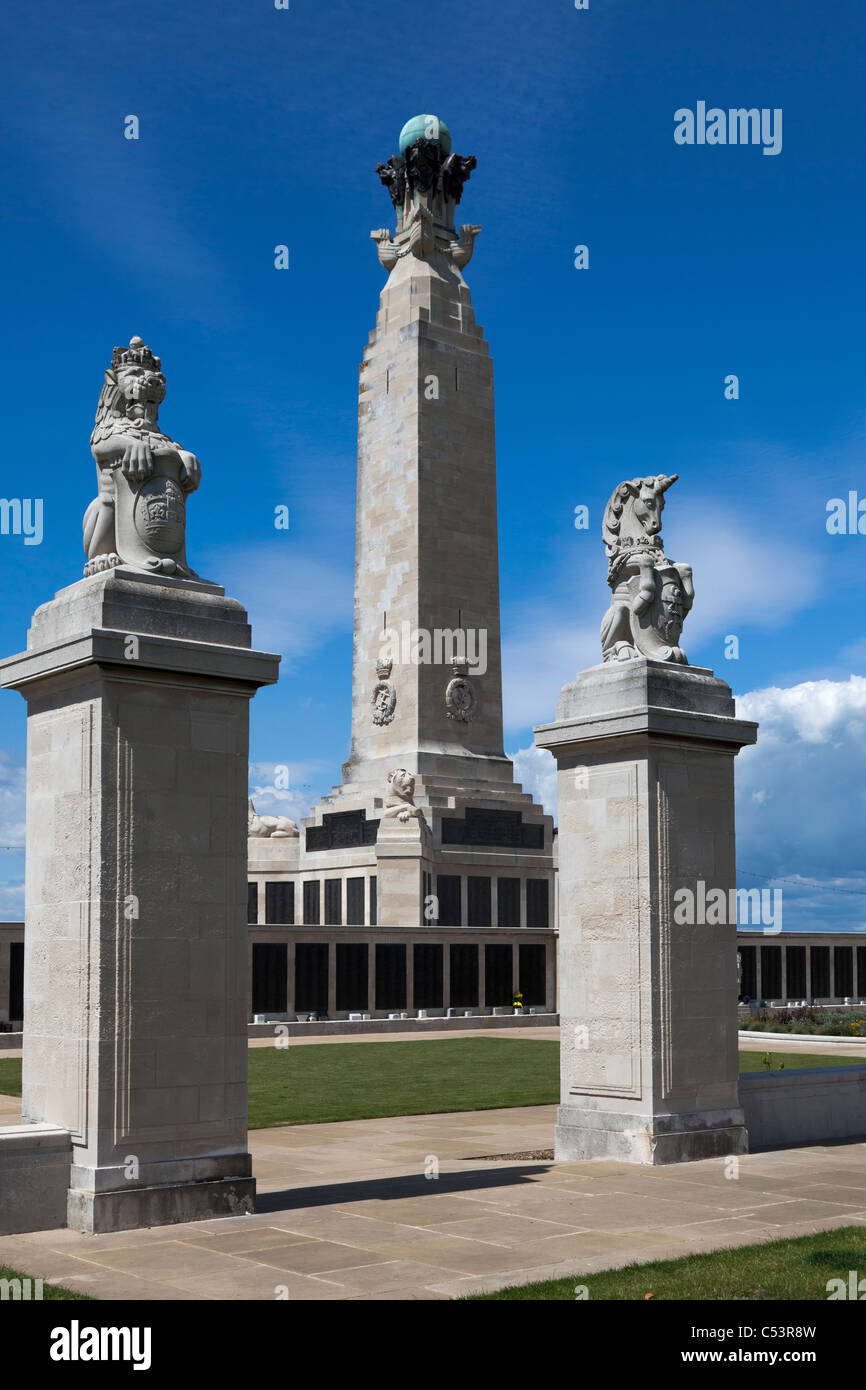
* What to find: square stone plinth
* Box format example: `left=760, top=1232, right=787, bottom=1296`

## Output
left=536, top=659, right=757, bottom=1166
left=0, top=570, right=279, bottom=1231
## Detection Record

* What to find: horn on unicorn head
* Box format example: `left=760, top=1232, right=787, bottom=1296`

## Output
left=656, top=473, right=679, bottom=494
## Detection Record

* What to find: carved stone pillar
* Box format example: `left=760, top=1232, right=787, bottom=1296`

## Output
left=375, top=816, right=432, bottom=928
left=536, top=660, right=757, bottom=1164
left=1, top=569, right=278, bottom=1231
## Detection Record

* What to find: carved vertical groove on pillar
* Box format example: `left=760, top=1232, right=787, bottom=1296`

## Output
left=624, top=764, right=643, bottom=1099
left=656, top=775, right=674, bottom=1101
left=72, top=705, right=95, bottom=1145
left=113, top=728, right=134, bottom=1144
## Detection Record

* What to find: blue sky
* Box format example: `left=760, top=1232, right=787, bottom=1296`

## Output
left=0, top=0, right=865, bottom=929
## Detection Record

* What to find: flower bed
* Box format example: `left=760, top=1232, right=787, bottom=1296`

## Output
left=741, top=1007, right=866, bottom=1037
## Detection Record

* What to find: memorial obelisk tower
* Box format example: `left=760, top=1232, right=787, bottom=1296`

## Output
left=256, top=118, right=555, bottom=957
left=341, top=113, right=517, bottom=804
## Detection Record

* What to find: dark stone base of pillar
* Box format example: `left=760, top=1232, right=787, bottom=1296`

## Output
left=67, top=1177, right=256, bottom=1234
left=555, top=1104, right=748, bottom=1166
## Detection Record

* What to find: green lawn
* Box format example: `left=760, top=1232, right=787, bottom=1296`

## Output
left=0, top=1058, right=21, bottom=1096
left=738, top=1049, right=866, bottom=1073
left=248, top=1038, right=561, bottom=1127
left=0, top=1264, right=90, bottom=1300
left=1, top=1042, right=864, bottom=1129
left=1, top=1039, right=559, bottom=1125
left=466, top=1226, right=866, bottom=1300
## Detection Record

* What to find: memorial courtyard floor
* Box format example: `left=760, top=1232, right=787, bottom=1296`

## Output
left=0, top=1091, right=865, bottom=1301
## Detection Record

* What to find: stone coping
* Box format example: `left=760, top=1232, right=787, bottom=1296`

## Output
left=0, top=1015, right=560, bottom=1053
left=0, top=1122, right=71, bottom=1152
left=0, top=628, right=279, bottom=692
left=739, top=1029, right=866, bottom=1047
left=5, top=1022, right=858, bottom=1051
left=740, top=1065, right=866, bottom=1149
left=535, top=702, right=758, bottom=750
left=248, top=1012, right=559, bottom=1039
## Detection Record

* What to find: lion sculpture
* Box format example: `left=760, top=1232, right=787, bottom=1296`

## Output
left=83, top=336, right=201, bottom=578
left=383, top=769, right=422, bottom=823
left=247, top=800, right=299, bottom=839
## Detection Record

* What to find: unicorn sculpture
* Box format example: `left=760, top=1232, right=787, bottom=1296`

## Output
left=600, top=474, right=694, bottom=664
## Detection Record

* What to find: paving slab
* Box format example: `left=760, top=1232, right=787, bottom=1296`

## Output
left=1, top=1106, right=866, bottom=1300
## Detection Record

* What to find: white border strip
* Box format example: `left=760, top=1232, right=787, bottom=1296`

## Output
left=739, top=1028, right=866, bottom=1047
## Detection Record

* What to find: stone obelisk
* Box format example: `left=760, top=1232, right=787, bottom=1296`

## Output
left=344, top=114, right=511, bottom=801
left=276, top=115, right=554, bottom=942
left=535, top=475, right=757, bottom=1164
left=0, top=337, right=279, bottom=1233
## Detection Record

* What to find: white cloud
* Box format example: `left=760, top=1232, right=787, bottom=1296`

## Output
left=248, top=759, right=329, bottom=825
left=202, top=543, right=352, bottom=669
left=0, top=883, right=24, bottom=920
left=513, top=674, right=866, bottom=933
left=500, top=504, right=823, bottom=737
left=724, top=676, right=866, bottom=931
left=0, top=754, right=26, bottom=921
left=508, top=743, right=558, bottom=818
left=663, top=504, right=822, bottom=643
left=502, top=618, right=598, bottom=732
left=0, top=754, right=25, bottom=846
left=737, top=674, right=866, bottom=744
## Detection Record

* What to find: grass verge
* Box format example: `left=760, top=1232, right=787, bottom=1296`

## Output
left=247, top=1038, right=560, bottom=1127
left=0, top=1264, right=91, bottom=1300
left=737, top=1050, right=865, bottom=1073
left=465, top=1226, right=866, bottom=1299
left=0, top=1042, right=863, bottom=1129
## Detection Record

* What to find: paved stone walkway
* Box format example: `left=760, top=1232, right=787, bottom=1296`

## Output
left=737, top=1033, right=866, bottom=1055
left=1, top=1106, right=865, bottom=1301
left=0, top=1026, right=560, bottom=1061
left=7, top=1026, right=866, bottom=1061
left=248, top=1025, right=562, bottom=1049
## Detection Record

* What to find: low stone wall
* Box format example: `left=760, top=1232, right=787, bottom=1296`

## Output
left=247, top=1011, right=559, bottom=1040
left=0, top=1123, right=71, bottom=1235
left=739, top=1029, right=866, bottom=1047
left=740, top=1066, right=866, bottom=1149
left=0, top=1014, right=560, bottom=1053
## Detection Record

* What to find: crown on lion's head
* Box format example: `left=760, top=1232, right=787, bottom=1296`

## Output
left=91, top=336, right=166, bottom=446
left=111, top=336, right=161, bottom=373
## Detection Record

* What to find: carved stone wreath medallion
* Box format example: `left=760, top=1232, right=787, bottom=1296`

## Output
left=372, top=681, right=396, bottom=725
left=445, top=675, right=476, bottom=722
left=372, top=658, right=396, bottom=726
